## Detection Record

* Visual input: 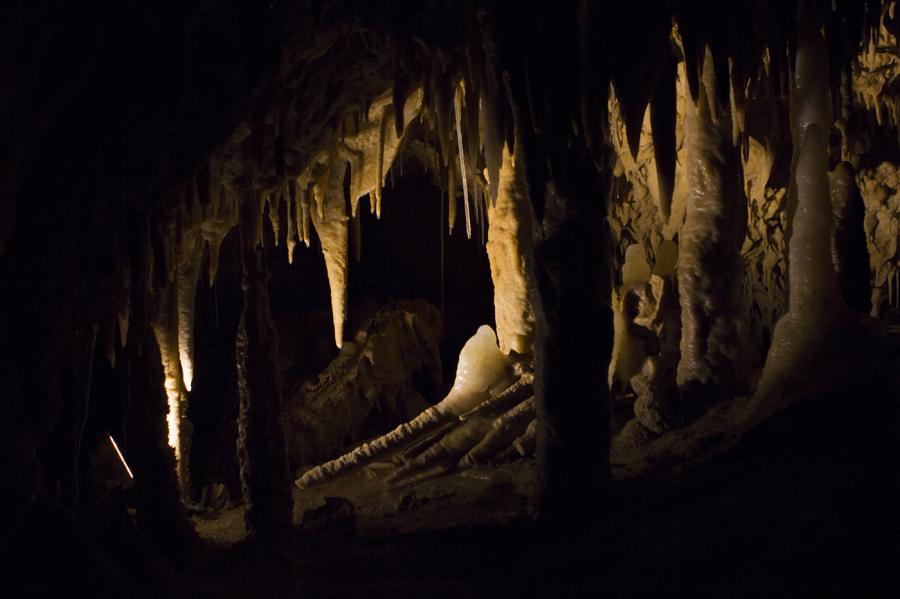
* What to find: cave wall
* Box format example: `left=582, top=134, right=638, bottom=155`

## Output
left=2, top=1, right=899, bottom=592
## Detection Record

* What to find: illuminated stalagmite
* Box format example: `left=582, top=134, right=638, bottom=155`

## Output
left=295, top=325, right=519, bottom=488
left=759, top=22, right=846, bottom=392
left=676, top=49, right=746, bottom=405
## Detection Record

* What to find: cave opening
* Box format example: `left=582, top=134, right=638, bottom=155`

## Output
left=2, top=1, right=899, bottom=597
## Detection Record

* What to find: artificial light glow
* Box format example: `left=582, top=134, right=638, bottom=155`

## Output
left=109, top=434, right=134, bottom=479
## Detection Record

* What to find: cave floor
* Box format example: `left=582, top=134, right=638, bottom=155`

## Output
left=183, top=321, right=900, bottom=597
left=187, top=378, right=899, bottom=597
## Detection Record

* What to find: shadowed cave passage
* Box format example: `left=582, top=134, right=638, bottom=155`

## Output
left=1, top=1, right=899, bottom=597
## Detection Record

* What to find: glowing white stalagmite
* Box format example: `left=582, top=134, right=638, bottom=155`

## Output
left=485, top=143, right=535, bottom=356
left=676, top=47, right=746, bottom=399
left=787, top=23, right=839, bottom=317
left=295, top=325, right=514, bottom=488
left=311, top=161, right=350, bottom=348
left=758, top=21, right=845, bottom=393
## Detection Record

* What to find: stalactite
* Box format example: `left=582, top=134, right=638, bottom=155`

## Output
left=676, top=47, right=747, bottom=408
left=486, top=142, right=536, bottom=356
left=375, top=107, right=389, bottom=219
left=299, top=186, right=312, bottom=247
left=285, top=179, right=298, bottom=264
left=176, top=228, right=203, bottom=393
left=448, top=158, right=458, bottom=233
left=152, top=280, right=191, bottom=499
left=311, top=161, right=350, bottom=349
left=651, top=52, right=678, bottom=221
left=480, top=64, right=503, bottom=206
left=267, top=194, right=281, bottom=246
left=455, top=85, right=473, bottom=239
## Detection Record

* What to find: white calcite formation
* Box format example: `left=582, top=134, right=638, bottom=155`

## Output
left=295, top=325, right=516, bottom=488
left=758, top=22, right=847, bottom=393
left=676, top=48, right=746, bottom=399
left=150, top=158, right=241, bottom=488
left=485, top=144, right=535, bottom=356
left=310, top=161, right=350, bottom=349
left=294, top=88, right=425, bottom=348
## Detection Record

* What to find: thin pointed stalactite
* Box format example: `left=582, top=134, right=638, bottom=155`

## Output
left=375, top=106, right=391, bottom=219
left=286, top=179, right=298, bottom=264
left=448, top=158, right=458, bottom=234
left=455, top=86, right=473, bottom=239
left=311, top=161, right=350, bottom=349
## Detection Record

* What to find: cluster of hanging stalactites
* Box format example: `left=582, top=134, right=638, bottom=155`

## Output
left=130, top=0, right=896, bottom=490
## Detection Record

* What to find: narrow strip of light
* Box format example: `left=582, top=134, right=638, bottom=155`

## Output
left=109, top=434, right=134, bottom=479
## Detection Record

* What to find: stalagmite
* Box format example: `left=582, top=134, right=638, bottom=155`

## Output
left=311, top=161, right=350, bottom=348
left=676, top=47, right=746, bottom=406
left=295, top=325, right=515, bottom=489
left=485, top=143, right=536, bottom=356
left=459, top=371, right=534, bottom=420
left=459, top=398, right=535, bottom=468
left=757, top=17, right=847, bottom=395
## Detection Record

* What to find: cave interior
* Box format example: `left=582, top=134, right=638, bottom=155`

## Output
left=1, top=0, right=899, bottom=596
